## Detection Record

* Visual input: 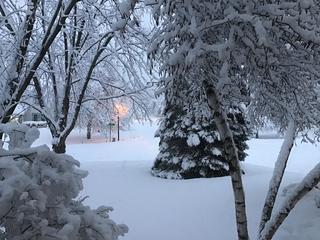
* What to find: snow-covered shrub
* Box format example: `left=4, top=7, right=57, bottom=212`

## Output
left=0, top=124, right=127, bottom=239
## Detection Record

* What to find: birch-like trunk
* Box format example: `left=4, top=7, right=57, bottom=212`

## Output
left=258, top=119, right=296, bottom=237
left=204, top=81, right=249, bottom=240
left=260, top=162, right=320, bottom=240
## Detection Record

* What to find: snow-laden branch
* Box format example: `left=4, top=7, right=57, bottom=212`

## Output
left=81, top=83, right=155, bottom=103
left=260, top=162, right=320, bottom=240
left=0, top=2, right=15, bottom=35
left=3, top=0, right=80, bottom=121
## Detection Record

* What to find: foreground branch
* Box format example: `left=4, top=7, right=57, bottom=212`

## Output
left=260, top=162, right=320, bottom=240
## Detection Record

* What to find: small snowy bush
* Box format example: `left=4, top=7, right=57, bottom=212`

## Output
left=0, top=124, right=127, bottom=239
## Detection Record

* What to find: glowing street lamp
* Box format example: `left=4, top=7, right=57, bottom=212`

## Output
left=114, top=103, right=128, bottom=141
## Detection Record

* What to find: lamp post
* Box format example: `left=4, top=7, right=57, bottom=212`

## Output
left=117, top=115, right=120, bottom=141
left=109, top=122, right=112, bottom=142
left=114, top=103, right=128, bottom=142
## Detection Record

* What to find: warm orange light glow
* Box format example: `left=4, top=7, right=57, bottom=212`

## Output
left=115, top=103, right=128, bottom=118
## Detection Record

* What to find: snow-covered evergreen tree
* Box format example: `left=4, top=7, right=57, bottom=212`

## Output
left=152, top=78, right=249, bottom=179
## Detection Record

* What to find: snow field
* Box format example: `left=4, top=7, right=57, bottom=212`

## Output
left=34, top=123, right=320, bottom=240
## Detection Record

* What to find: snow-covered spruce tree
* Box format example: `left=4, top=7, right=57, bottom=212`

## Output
left=152, top=77, right=249, bottom=179
left=0, top=123, right=128, bottom=239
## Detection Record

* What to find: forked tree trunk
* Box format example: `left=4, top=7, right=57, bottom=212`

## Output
left=260, top=162, right=320, bottom=240
left=52, top=141, right=66, bottom=154
left=258, top=119, right=296, bottom=237
left=204, top=81, right=249, bottom=240
left=52, top=134, right=67, bottom=154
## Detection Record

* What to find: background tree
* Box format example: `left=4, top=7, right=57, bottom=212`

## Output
left=30, top=0, right=151, bottom=153
left=0, top=0, right=79, bottom=125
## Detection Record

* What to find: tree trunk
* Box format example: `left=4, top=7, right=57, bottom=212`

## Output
left=258, top=119, right=296, bottom=237
left=87, top=118, right=92, bottom=140
left=260, top=162, right=320, bottom=240
left=204, top=81, right=249, bottom=240
left=52, top=140, right=66, bottom=154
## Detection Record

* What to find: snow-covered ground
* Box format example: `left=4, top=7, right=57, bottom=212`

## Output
left=33, top=122, right=320, bottom=240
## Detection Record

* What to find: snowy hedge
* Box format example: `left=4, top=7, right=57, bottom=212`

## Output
left=0, top=124, right=127, bottom=239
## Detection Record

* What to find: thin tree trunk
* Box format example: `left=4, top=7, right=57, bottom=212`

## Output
left=258, top=119, right=296, bottom=237
left=47, top=50, right=60, bottom=121
left=87, top=118, right=92, bottom=140
left=0, top=0, right=39, bottom=123
left=259, top=162, right=320, bottom=240
left=204, top=80, right=249, bottom=240
left=52, top=140, right=66, bottom=154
